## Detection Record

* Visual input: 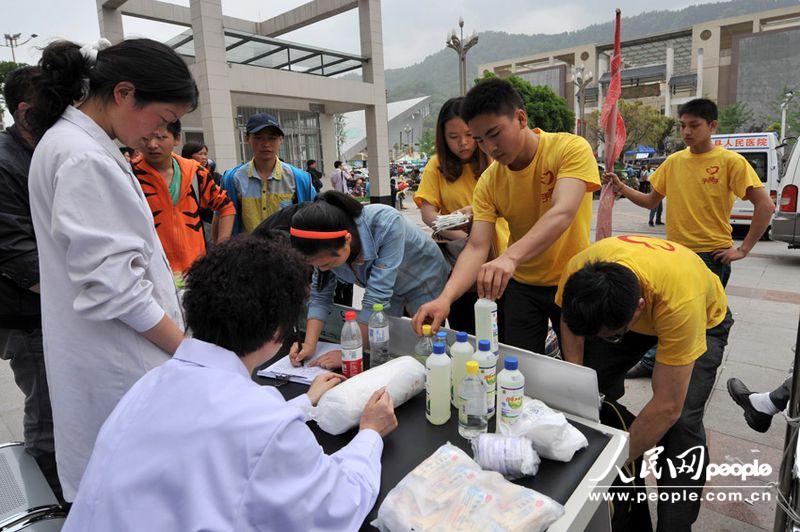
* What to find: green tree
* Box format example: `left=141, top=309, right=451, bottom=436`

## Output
left=418, top=128, right=435, bottom=155
left=0, top=61, right=29, bottom=122
left=717, top=102, right=753, bottom=134
left=587, top=101, right=676, bottom=154
left=476, top=71, right=575, bottom=132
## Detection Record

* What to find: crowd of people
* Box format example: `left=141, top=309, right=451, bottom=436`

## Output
left=0, top=35, right=779, bottom=531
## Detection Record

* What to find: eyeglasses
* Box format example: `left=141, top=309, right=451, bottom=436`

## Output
left=598, top=325, right=630, bottom=344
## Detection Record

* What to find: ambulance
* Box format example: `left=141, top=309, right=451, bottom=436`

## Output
left=711, top=132, right=780, bottom=230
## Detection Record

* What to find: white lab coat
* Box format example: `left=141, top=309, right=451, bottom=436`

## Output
left=63, top=338, right=383, bottom=531
left=28, top=106, right=183, bottom=501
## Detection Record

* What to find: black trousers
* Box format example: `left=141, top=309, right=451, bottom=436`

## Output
left=502, top=280, right=560, bottom=355
left=769, top=377, right=792, bottom=411
left=585, top=310, right=733, bottom=531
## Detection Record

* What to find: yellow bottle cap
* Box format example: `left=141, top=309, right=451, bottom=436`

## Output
left=466, top=360, right=479, bottom=374
left=422, top=324, right=432, bottom=336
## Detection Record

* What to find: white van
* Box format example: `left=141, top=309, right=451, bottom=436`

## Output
left=711, top=133, right=780, bottom=228
left=772, top=141, right=799, bottom=248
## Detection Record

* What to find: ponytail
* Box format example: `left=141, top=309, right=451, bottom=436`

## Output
left=29, top=38, right=198, bottom=138
left=290, top=191, right=363, bottom=260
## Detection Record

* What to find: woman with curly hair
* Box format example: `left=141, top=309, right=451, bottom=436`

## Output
left=63, top=234, right=398, bottom=530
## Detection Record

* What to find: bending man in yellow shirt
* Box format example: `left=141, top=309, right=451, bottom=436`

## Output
left=413, top=78, right=600, bottom=354
left=556, top=235, right=732, bottom=532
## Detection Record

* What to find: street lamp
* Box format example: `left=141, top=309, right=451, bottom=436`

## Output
left=572, top=63, right=593, bottom=138
left=402, top=125, right=412, bottom=154
left=2, top=33, right=37, bottom=63
left=780, top=90, right=794, bottom=144
left=446, top=17, right=479, bottom=96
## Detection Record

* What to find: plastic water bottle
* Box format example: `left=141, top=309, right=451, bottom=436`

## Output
left=435, top=331, right=449, bottom=355
left=340, top=310, right=363, bottom=378
left=474, top=298, right=499, bottom=353
left=497, top=356, right=525, bottom=431
left=414, top=324, right=434, bottom=364
left=450, top=331, right=474, bottom=407
left=368, top=303, right=391, bottom=367
left=426, top=342, right=452, bottom=425
left=473, top=339, right=497, bottom=418
left=458, top=360, right=488, bottom=439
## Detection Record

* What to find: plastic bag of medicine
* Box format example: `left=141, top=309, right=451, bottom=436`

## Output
left=372, top=443, right=564, bottom=532
left=471, top=433, right=541, bottom=479
left=310, top=356, right=424, bottom=435
left=498, top=397, right=588, bottom=462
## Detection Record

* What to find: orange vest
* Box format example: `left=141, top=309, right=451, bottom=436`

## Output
left=133, top=154, right=235, bottom=273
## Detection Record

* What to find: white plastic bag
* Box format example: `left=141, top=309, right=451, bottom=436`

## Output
left=471, top=433, right=541, bottom=479
left=310, top=356, right=425, bottom=435
left=499, top=397, right=588, bottom=462
left=372, top=443, right=564, bottom=532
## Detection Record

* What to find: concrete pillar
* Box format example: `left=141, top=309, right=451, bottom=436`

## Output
left=319, top=112, right=337, bottom=190
left=96, top=2, right=125, bottom=44
left=665, top=46, right=674, bottom=118
left=696, top=48, right=704, bottom=99
left=190, top=0, right=238, bottom=171
left=358, top=0, right=391, bottom=204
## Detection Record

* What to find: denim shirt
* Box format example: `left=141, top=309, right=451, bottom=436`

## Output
left=307, top=204, right=450, bottom=324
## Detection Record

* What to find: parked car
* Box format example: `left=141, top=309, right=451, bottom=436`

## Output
left=772, top=140, right=799, bottom=248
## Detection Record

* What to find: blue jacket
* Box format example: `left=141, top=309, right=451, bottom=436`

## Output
left=307, top=204, right=450, bottom=324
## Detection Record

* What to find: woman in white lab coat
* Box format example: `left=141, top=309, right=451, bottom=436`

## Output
left=27, top=38, right=198, bottom=502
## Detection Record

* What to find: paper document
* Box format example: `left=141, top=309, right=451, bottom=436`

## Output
left=257, top=341, right=340, bottom=385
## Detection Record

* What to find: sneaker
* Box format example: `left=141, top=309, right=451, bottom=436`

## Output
left=626, top=361, right=653, bottom=379
left=648, top=221, right=655, bottom=227
left=655, top=221, right=664, bottom=225
left=726, top=378, right=773, bottom=433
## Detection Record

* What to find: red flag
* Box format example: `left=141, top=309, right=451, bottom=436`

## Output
left=596, top=9, right=627, bottom=241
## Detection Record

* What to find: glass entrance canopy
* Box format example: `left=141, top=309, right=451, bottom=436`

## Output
left=166, top=29, right=367, bottom=77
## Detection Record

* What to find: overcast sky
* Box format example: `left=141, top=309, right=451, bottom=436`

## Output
left=3, top=0, right=716, bottom=69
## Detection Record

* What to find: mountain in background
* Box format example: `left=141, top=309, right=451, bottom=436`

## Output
left=368, top=0, right=799, bottom=126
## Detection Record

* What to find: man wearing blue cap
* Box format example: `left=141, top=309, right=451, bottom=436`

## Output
left=221, top=113, right=316, bottom=234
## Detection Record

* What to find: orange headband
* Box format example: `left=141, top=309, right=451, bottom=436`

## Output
left=290, top=227, right=349, bottom=240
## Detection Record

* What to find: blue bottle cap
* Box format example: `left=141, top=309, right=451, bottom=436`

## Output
left=432, top=342, right=446, bottom=354
left=436, top=331, right=447, bottom=340
left=456, top=331, right=468, bottom=342
left=478, top=339, right=491, bottom=351
left=504, top=356, right=518, bottom=371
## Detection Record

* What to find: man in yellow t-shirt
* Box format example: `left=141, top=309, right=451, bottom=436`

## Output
left=607, top=99, right=774, bottom=288
left=413, top=78, right=600, bottom=354
left=555, top=235, right=732, bottom=530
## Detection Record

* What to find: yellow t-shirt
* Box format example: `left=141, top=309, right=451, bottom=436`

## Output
left=415, top=154, right=510, bottom=254
left=472, top=129, right=600, bottom=286
left=555, top=235, right=728, bottom=366
left=649, top=146, right=763, bottom=252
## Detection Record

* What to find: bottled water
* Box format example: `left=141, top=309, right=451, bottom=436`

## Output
left=368, top=303, right=391, bottom=367
left=450, top=331, right=474, bottom=407
left=340, top=310, right=363, bottom=378
left=473, top=339, right=497, bottom=418
left=414, top=324, right=434, bottom=364
left=426, top=342, right=452, bottom=425
left=497, top=356, right=525, bottom=431
left=458, top=360, right=488, bottom=439
left=435, top=331, right=449, bottom=355
left=474, top=298, right=499, bottom=353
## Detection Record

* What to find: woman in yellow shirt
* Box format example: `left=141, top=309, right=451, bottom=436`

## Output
left=415, top=97, right=510, bottom=333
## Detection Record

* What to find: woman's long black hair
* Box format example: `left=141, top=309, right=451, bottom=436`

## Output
left=28, top=38, right=198, bottom=138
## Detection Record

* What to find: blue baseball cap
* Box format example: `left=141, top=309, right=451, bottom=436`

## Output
left=246, top=113, right=284, bottom=136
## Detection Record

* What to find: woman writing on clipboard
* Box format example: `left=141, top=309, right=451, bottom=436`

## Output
left=288, top=191, right=450, bottom=369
